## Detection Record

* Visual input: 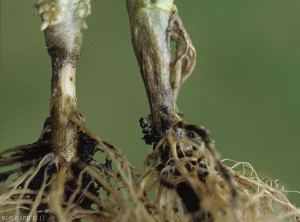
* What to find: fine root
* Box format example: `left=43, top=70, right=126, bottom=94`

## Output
left=1, top=116, right=299, bottom=222
left=168, top=10, right=196, bottom=104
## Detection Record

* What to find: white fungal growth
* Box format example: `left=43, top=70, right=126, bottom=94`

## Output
left=34, top=0, right=91, bottom=31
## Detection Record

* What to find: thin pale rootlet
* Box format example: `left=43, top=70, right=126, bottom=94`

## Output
left=0, top=116, right=300, bottom=221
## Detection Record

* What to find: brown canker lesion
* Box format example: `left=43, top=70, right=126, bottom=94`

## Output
left=127, top=3, right=237, bottom=219
left=128, top=3, right=196, bottom=145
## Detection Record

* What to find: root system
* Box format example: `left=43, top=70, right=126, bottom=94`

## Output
left=1, top=115, right=299, bottom=221
left=1, top=1, right=299, bottom=221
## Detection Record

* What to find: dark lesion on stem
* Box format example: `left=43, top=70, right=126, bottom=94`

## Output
left=128, top=7, right=185, bottom=145
left=49, top=65, right=76, bottom=164
left=44, top=25, right=83, bottom=161
left=127, top=3, right=237, bottom=220
left=128, top=4, right=198, bottom=147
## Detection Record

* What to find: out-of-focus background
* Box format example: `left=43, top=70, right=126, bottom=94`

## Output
left=1, top=1, right=299, bottom=206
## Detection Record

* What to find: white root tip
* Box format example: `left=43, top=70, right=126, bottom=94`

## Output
left=82, top=22, right=88, bottom=30
left=40, top=21, right=50, bottom=31
left=35, top=0, right=92, bottom=31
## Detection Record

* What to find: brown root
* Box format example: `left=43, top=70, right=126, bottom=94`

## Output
left=1, top=115, right=299, bottom=222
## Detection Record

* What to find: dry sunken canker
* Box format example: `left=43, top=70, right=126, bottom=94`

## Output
left=126, top=0, right=181, bottom=142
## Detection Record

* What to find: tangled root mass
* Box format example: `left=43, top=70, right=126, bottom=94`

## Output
left=0, top=116, right=299, bottom=222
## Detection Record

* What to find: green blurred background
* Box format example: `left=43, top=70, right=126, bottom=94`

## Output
left=1, top=1, right=299, bottom=207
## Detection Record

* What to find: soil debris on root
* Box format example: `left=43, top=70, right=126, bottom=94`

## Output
left=0, top=116, right=299, bottom=222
